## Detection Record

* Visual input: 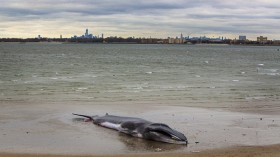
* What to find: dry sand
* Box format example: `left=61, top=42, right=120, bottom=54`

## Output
left=1, top=101, right=280, bottom=157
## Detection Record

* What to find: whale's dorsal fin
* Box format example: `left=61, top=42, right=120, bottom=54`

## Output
left=106, top=113, right=109, bottom=115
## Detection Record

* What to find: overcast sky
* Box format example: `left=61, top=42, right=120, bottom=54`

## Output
left=0, top=0, right=280, bottom=39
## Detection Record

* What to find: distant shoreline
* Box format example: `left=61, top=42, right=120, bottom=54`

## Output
left=1, top=38, right=280, bottom=46
left=1, top=41, right=280, bottom=47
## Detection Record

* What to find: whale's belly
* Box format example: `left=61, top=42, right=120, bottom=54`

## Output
left=100, top=122, right=121, bottom=131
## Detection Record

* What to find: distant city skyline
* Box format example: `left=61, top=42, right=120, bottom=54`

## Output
left=1, top=0, right=280, bottom=40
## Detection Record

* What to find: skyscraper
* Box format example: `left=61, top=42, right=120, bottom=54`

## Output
left=71, top=29, right=95, bottom=39
left=85, top=29, right=89, bottom=36
left=239, top=35, right=246, bottom=41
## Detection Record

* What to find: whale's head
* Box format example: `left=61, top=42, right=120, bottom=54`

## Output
left=143, top=123, right=188, bottom=145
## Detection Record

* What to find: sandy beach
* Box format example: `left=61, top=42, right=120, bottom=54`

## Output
left=1, top=144, right=280, bottom=157
left=1, top=101, right=280, bottom=157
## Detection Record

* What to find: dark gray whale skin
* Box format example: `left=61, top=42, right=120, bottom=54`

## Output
left=73, top=113, right=188, bottom=145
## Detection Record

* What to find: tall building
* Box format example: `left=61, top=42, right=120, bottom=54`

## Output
left=239, top=35, right=246, bottom=41
left=180, top=33, right=184, bottom=44
left=85, top=29, right=89, bottom=36
left=72, top=29, right=95, bottom=39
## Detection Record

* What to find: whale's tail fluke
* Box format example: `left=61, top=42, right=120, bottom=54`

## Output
left=72, top=113, right=94, bottom=121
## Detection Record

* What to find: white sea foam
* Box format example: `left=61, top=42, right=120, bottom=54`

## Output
left=77, top=87, right=88, bottom=90
left=176, top=85, right=189, bottom=89
left=245, top=96, right=266, bottom=100
left=257, top=68, right=279, bottom=76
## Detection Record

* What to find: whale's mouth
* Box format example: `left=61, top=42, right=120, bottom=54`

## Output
left=148, top=129, right=188, bottom=145
left=145, top=123, right=188, bottom=144
left=153, top=130, right=180, bottom=140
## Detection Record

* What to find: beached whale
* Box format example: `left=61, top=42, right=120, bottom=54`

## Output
left=73, top=113, right=188, bottom=145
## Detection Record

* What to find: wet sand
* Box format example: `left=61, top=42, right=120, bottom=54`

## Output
left=1, top=144, right=280, bottom=157
left=1, top=101, right=280, bottom=156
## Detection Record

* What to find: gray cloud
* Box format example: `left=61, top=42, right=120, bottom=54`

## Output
left=0, top=0, right=280, bottom=39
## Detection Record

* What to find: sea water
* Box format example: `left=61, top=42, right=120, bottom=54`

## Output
left=0, top=42, right=280, bottom=106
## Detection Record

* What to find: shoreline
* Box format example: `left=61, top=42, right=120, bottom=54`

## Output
left=1, top=144, right=280, bottom=157
left=1, top=41, right=280, bottom=46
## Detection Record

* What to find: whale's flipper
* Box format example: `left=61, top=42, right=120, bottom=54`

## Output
left=72, top=113, right=94, bottom=121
